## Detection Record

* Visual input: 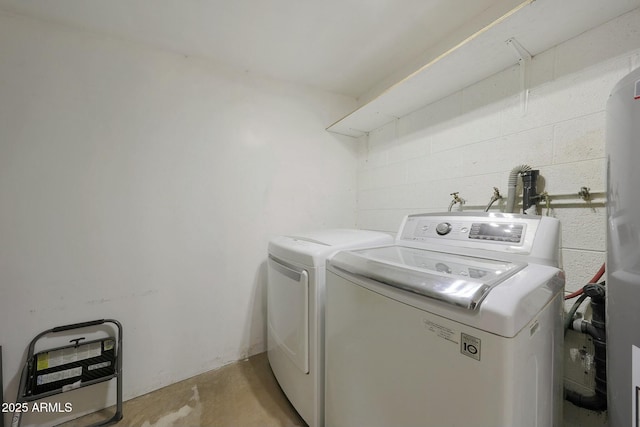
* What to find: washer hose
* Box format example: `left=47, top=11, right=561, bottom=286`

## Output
left=565, top=284, right=607, bottom=411
left=505, top=164, right=532, bottom=213
left=564, top=293, right=588, bottom=335
left=484, top=187, right=502, bottom=212
left=565, top=263, right=605, bottom=300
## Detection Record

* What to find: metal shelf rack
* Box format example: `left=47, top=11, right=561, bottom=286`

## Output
left=12, top=319, right=123, bottom=427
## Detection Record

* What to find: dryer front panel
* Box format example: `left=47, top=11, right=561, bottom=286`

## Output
left=267, top=255, right=309, bottom=374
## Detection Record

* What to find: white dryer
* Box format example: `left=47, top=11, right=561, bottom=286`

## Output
left=267, top=229, right=393, bottom=427
left=325, top=213, right=565, bottom=427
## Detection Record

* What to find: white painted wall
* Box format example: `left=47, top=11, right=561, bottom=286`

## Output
left=0, top=11, right=358, bottom=426
left=355, top=8, right=640, bottom=427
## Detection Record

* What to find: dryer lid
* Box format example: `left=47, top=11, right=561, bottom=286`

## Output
left=329, top=246, right=527, bottom=310
left=269, top=229, right=393, bottom=267
left=288, top=229, right=391, bottom=247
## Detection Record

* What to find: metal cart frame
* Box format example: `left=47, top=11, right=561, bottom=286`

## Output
left=12, top=319, right=123, bottom=427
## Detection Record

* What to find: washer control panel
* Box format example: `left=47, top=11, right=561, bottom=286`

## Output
left=397, top=213, right=559, bottom=264
left=436, top=222, right=452, bottom=235
left=397, top=213, right=546, bottom=256
left=468, top=222, right=524, bottom=243
left=402, top=217, right=526, bottom=244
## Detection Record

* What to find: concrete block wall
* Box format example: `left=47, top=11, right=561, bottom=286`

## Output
left=356, top=8, right=640, bottom=427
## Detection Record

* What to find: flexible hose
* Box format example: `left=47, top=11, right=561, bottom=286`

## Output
left=564, top=293, right=588, bottom=334
left=564, top=280, right=606, bottom=333
left=565, top=389, right=607, bottom=412
left=484, top=198, right=498, bottom=212
left=564, top=263, right=605, bottom=300
left=565, top=284, right=607, bottom=411
left=505, top=164, right=532, bottom=213
left=484, top=187, right=502, bottom=212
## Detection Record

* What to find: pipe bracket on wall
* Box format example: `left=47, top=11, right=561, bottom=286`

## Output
left=578, top=187, right=591, bottom=202
left=506, top=37, right=532, bottom=115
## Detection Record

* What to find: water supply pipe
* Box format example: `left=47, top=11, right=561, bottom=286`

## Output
left=505, top=164, right=532, bottom=213
left=448, top=192, right=464, bottom=212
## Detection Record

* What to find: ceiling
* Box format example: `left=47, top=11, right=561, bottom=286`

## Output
left=0, top=0, right=507, bottom=98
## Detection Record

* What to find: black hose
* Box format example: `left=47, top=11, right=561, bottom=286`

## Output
left=565, top=389, right=607, bottom=411
left=585, top=284, right=607, bottom=410
left=521, top=170, right=539, bottom=213
left=564, top=283, right=607, bottom=412
left=564, top=293, right=588, bottom=334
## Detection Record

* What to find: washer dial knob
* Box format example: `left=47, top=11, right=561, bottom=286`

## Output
left=436, top=222, right=452, bottom=235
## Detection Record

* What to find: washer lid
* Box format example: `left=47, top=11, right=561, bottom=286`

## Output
left=329, top=246, right=527, bottom=310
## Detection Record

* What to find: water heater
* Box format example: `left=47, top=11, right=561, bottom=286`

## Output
left=606, top=67, right=640, bottom=427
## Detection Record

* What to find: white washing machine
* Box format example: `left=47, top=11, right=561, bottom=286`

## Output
left=325, top=212, right=565, bottom=427
left=267, top=229, right=393, bottom=427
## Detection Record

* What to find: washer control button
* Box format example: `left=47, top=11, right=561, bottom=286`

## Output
left=436, top=222, right=452, bottom=235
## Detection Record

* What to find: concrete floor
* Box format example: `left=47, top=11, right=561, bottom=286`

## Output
left=52, top=351, right=599, bottom=427
left=61, top=352, right=307, bottom=427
